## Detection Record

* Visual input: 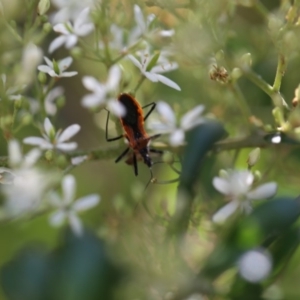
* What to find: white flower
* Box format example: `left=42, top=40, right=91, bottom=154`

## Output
left=0, top=74, right=24, bottom=101
left=81, top=65, right=125, bottom=116
left=45, top=86, right=64, bottom=115
left=3, top=168, right=53, bottom=216
left=104, top=24, right=141, bottom=53
left=238, top=249, right=272, bottom=283
left=48, top=174, right=100, bottom=236
left=0, top=140, right=55, bottom=216
left=38, top=56, right=78, bottom=78
left=0, top=140, right=41, bottom=185
left=212, top=170, right=277, bottom=224
left=49, top=7, right=94, bottom=53
left=71, top=155, right=88, bottom=165
left=50, top=0, right=95, bottom=23
left=148, top=101, right=205, bottom=146
left=128, top=49, right=180, bottom=90
left=23, top=118, right=80, bottom=152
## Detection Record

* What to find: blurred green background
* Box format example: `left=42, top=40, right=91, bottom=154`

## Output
left=1, top=0, right=300, bottom=299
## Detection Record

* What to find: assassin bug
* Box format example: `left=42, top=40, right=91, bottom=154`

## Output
left=105, top=93, right=163, bottom=176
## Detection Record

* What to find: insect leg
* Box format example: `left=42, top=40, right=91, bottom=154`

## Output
left=149, top=148, right=163, bottom=155
left=115, top=147, right=130, bottom=163
left=133, top=153, right=138, bottom=176
left=142, top=102, right=156, bottom=121
left=105, top=109, right=123, bottom=142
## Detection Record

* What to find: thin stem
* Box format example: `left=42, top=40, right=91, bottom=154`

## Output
left=272, top=54, right=286, bottom=93
left=252, top=0, right=269, bottom=20
left=229, top=83, right=252, bottom=128
left=3, top=21, right=23, bottom=44
left=133, top=76, right=146, bottom=94
left=241, top=67, right=274, bottom=97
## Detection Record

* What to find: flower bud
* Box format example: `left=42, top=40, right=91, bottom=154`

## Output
left=52, top=59, right=60, bottom=75
left=45, top=150, right=53, bottom=162
left=231, top=68, right=242, bottom=81
left=285, top=5, right=298, bottom=24
left=37, top=0, right=50, bottom=15
left=218, top=169, right=228, bottom=179
left=56, top=96, right=66, bottom=108
left=56, top=154, right=68, bottom=169
left=240, top=53, right=252, bottom=68
left=70, top=47, right=83, bottom=59
left=215, top=49, right=224, bottom=61
left=43, top=22, right=52, bottom=33
left=247, top=148, right=260, bottom=168
left=253, top=170, right=261, bottom=182
left=268, top=15, right=283, bottom=34
left=21, top=114, right=32, bottom=125
left=38, top=71, right=47, bottom=84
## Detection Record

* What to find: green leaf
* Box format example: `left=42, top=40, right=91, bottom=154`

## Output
left=1, top=229, right=122, bottom=300
left=145, top=52, right=160, bottom=72
left=179, top=121, right=226, bottom=189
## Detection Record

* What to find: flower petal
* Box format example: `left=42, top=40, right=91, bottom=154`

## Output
left=212, top=177, right=231, bottom=195
left=38, top=65, right=53, bottom=73
left=73, top=194, right=100, bottom=212
left=49, top=210, right=66, bottom=227
left=57, top=124, right=80, bottom=143
left=62, top=174, right=76, bottom=205
left=169, top=129, right=185, bottom=146
left=44, top=117, right=54, bottom=136
left=106, top=65, right=121, bottom=90
left=53, top=23, right=70, bottom=35
left=144, top=71, right=159, bottom=82
left=44, top=56, right=53, bottom=67
left=48, top=35, right=67, bottom=53
left=134, top=4, right=146, bottom=33
left=68, top=212, right=83, bottom=236
left=74, top=7, right=90, bottom=30
left=127, top=54, right=142, bottom=70
left=156, top=101, right=176, bottom=126
left=71, top=155, right=88, bottom=165
left=65, top=35, right=78, bottom=49
left=23, top=148, right=41, bottom=168
left=56, top=142, right=78, bottom=151
left=156, top=74, right=181, bottom=90
left=82, top=76, right=105, bottom=93
left=23, top=137, right=52, bottom=149
left=107, top=99, right=126, bottom=117
left=212, top=201, right=239, bottom=224
left=59, top=71, right=78, bottom=77
left=247, top=182, right=277, bottom=200
left=8, top=140, right=22, bottom=166
left=151, top=62, right=178, bottom=74
left=58, top=56, right=73, bottom=71
left=81, top=94, right=104, bottom=108
left=180, top=105, right=205, bottom=130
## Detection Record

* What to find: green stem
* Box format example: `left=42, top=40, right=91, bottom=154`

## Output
left=241, top=67, right=273, bottom=97
left=229, top=83, right=252, bottom=127
left=252, top=0, right=269, bottom=20
left=272, top=54, right=286, bottom=93
left=133, top=76, right=146, bottom=94
left=241, top=66, right=289, bottom=108
left=4, top=21, right=23, bottom=44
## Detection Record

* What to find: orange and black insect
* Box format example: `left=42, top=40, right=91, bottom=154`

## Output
left=106, top=93, right=162, bottom=176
